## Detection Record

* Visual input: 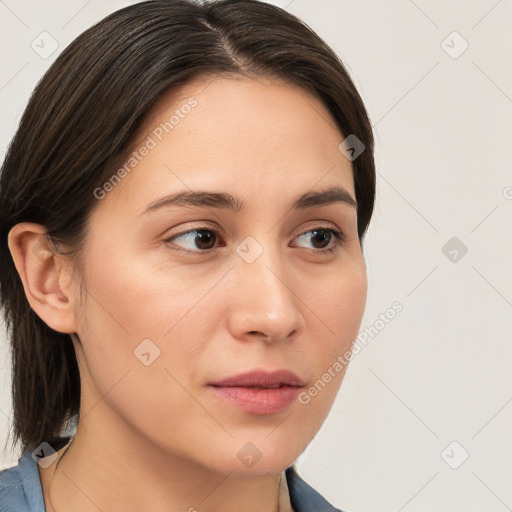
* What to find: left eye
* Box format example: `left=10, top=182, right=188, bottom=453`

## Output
left=164, top=227, right=345, bottom=253
left=294, top=228, right=345, bottom=252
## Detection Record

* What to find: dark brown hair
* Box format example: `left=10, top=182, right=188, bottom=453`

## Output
left=0, top=0, right=375, bottom=454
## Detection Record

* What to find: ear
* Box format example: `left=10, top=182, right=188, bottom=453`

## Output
left=8, top=222, right=78, bottom=334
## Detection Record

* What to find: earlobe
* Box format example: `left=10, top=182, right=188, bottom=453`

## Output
left=7, top=222, right=78, bottom=334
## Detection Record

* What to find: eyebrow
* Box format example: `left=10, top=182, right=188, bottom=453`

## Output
left=143, top=184, right=357, bottom=215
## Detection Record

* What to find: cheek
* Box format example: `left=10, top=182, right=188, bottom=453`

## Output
left=72, top=251, right=217, bottom=453
left=310, top=261, right=367, bottom=356
left=291, top=261, right=367, bottom=421
left=77, top=241, right=215, bottom=343
left=73, top=240, right=225, bottom=396
left=337, top=270, right=367, bottom=346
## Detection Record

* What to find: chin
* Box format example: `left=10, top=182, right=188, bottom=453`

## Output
left=192, top=431, right=309, bottom=477
left=222, top=453, right=298, bottom=478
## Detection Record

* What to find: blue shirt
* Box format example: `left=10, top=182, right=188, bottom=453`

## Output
left=1, top=441, right=343, bottom=511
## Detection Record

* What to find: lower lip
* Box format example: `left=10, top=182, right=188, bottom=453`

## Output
left=208, top=385, right=302, bottom=415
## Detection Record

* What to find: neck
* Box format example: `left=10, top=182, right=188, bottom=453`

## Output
left=39, top=420, right=293, bottom=512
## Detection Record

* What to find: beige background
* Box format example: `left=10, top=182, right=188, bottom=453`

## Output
left=1, top=1, right=511, bottom=511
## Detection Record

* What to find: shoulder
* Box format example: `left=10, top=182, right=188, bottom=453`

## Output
left=0, top=461, right=26, bottom=511
left=0, top=451, right=45, bottom=512
left=0, top=436, right=72, bottom=512
left=286, top=465, right=346, bottom=512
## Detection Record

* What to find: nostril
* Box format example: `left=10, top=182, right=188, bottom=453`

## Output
left=248, top=331, right=270, bottom=340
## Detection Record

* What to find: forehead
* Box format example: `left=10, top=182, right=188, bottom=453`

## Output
left=98, top=74, right=355, bottom=216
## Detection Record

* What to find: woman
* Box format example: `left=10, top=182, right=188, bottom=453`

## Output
left=0, top=0, right=375, bottom=510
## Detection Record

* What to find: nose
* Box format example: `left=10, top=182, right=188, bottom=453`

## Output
left=226, top=243, right=305, bottom=344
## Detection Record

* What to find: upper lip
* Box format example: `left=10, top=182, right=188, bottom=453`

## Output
left=209, top=369, right=305, bottom=388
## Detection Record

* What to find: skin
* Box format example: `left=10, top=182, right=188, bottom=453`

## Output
left=8, top=75, right=367, bottom=511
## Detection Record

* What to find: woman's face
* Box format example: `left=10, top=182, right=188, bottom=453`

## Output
left=70, top=75, right=367, bottom=475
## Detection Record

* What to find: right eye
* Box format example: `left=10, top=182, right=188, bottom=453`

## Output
left=163, top=227, right=222, bottom=253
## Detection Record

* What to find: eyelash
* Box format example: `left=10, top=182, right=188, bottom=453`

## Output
left=163, top=225, right=345, bottom=255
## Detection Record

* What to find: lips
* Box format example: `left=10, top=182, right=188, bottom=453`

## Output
left=210, top=369, right=305, bottom=388
left=207, top=369, right=305, bottom=415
